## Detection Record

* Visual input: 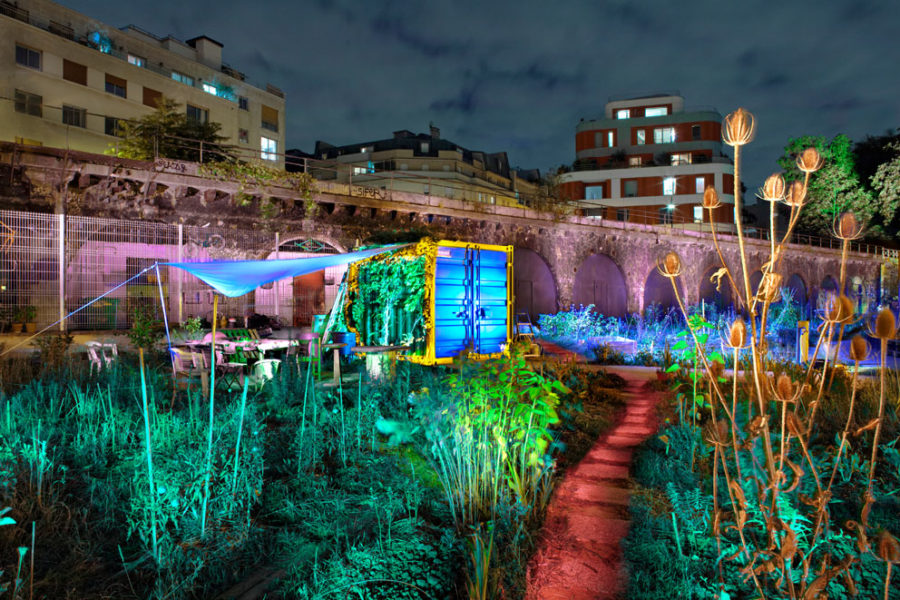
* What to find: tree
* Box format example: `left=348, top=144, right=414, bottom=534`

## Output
left=109, top=97, right=233, bottom=163
left=777, top=134, right=879, bottom=238
left=870, top=142, right=900, bottom=238
left=853, top=128, right=900, bottom=189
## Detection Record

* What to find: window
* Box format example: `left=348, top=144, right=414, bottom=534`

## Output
left=238, top=128, right=249, bottom=143
left=594, top=132, right=604, bottom=148
left=645, top=106, right=668, bottom=117
left=663, top=176, right=676, bottom=195
left=695, top=177, right=706, bottom=194
left=654, top=127, right=675, bottom=143
left=105, top=116, right=124, bottom=137
left=62, top=105, right=86, bottom=127
left=202, top=82, right=218, bottom=96
left=186, top=104, right=208, bottom=124
left=635, top=129, right=645, bottom=145
left=420, top=142, right=430, bottom=152
left=659, top=207, right=673, bottom=224
left=62, top=59, right=87, bottom=85
left=261, top=105, right=279, bottom=132
left=127, top=54, right=145, bottom=67
left=616, top=208, right=629, bottom=221
left=692, top=124, right=702, bottom=141
left=671, top=152, right=692, bottom=166
left=624, top=180, right=638, bottom=197
left=585, top=186, right=604, bottom=200
left=260, top=136, right=277, bottom=161
left=15, top=44, right=41, bottom=70
left=693, top=206, right=704, bottom=224
left=171, top=71, right=194, bottom=86
left=105, top=74, right=127, bottom=98
left=616, top=109, right=630, bottom=119
left=238, top=96, right=249, bottom=110
left=14, top=90, right=42, bottom=117
left=607, top=131, right=615, bottom=147
left=629, top=156, right=642, bottom=167
left=142, top=87, right=162, bottom=108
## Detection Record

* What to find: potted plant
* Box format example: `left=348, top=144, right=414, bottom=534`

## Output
left=11, top=307, right=26, bottom=334
left=23, top=306, right=37, bottom=333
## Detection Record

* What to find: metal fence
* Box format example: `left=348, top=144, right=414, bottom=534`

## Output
left=0, top=209, right=346, bottom=332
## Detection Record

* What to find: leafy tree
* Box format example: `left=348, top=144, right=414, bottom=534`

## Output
left=853, top=128, right=900, bottom=189
left=109, top=96, right=233, bottom=163
left=870, top=142, right=900, bottom=238
left=777, top=134, right=880, bottom=238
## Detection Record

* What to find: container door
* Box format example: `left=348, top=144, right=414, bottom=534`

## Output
left=473, top=248, right=509, bottom=355
left=434, top=245, right=472, bottom=359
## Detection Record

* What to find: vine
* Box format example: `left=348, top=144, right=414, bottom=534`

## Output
left=198, top=161, right=317, bottom=218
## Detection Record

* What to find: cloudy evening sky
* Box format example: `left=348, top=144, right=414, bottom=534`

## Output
left=62, top=0, right=899, bottom=190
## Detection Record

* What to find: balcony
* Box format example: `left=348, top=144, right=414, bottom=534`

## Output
left=569, top=154, right=732, bottom=172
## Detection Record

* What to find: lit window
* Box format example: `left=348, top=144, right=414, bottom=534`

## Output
left=186, top=104, right=208, bottom=124
left=624, top=180, right=637, bottom=197
left=202, top=82, right=218, bottom=96
left=663, top=177, right=676, bottom=195
left=695, top=177, right=705, bottom=194
left=62, top=105, right=86, bottom=127
left=420, top=142, right=430, bottom=152
left=607, top=131, right=614, bottom=147
left=629, top=156, right=642, bottom=167
left=353, top=166, right=367, bottom=175
left=616, top=109, right=630, bottom=119
left=14, top=89, right=42, bottom=117
left=693, top=206, right=704, bottom=223
left=635, top=129, right=645, bottom=145
left=261, top=136, right=277, bottom=161
left=171, top=71, right=194, bottom=86
left=671, top=153, right=692, bottom=166
left=238, top=96, right=249, bottom=110
left=15, top=45, right=41, bottom=70
left=585, top=186, right=604, bottom=200
left=127, top=54, right=145, bottom=67
left=645, top=106, right=667, bottom=117
left=238, top=128, right=249, bottom=143
left=654, top=127, right=676, bottom=144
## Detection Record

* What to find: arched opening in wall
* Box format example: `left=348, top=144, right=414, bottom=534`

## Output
left=258, top=238, right=343, bottom=327
left=643, top=267, right=683, bottom=316
left=782, top=273, right=808, bottom=319
left=698, top=266, right=734, bottom=315
left=572, top=254, right=627, bottom=317
left=849, top=275, right=868, bottom=313
left=513, top=248, right=558, bottom=322
left=749, top=270, right=764, bottom=298
left=816, top=275, right=839, bottom=314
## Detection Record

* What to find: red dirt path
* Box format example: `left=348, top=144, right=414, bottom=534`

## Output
left=525, top=367, right=663, bottom=600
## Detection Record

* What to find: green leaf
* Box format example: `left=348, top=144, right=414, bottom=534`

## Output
left=0, top=517, right=15, bottom=527
left=665, top=364, right=679, bottom=373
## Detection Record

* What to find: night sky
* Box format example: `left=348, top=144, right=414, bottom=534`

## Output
left=62, top=0, right=899, bottom=190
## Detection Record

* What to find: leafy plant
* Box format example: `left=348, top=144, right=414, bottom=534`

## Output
left=127, top=303, right=163, bottom=353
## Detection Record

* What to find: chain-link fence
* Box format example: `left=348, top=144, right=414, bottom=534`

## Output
left=0, top=209, right=345, bottom=331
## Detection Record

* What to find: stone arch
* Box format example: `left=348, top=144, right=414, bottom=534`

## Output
left=573, top=253, right=627, bottom=317
left=698, top=265, right=734, bottom=312
left=513, top=248, right=558, bottom=322
left=785, top=273, right=807, bottom=307
left=749, top=270, right=764, bottom=297
left=643, top=267, right=683, bottom=313
left=813, top=275, right=839, bottom=313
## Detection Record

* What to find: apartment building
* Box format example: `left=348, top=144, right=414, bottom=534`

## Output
left=1, top=0, right=285, bottom=166
left=559, top=94, right=735, bottom=228
left=293, top=125, right=542, bottom=207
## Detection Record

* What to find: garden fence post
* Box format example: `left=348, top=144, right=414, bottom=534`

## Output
left=58, top=213, right=65, bottom=331
left=176, top=224, right=183, bottom=324
left=273, top=232, right=280, bottom=321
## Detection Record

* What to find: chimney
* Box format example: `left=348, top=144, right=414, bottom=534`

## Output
left=186, top=35, right=223, bottom=70
left=429, top=123, right=440, bottom=140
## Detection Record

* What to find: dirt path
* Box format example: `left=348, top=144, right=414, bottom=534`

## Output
left=525, top=368, right=663, bottom=600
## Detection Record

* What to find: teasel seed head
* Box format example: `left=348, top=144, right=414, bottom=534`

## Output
left=728, top=318, right=747, bottom=348
left=775, top=373, right=794, bottom=402
left=760, top=173, right=786, bottom=202
left=797, top=147, right=824, bottom=174
left=827, top=294, right=855, bottom=325
left=876, top=530, right=900, bottom=564
left=834, top=211, right=862, bottom=241
left=756, top=272, right=783, bottom=304
left=702, top=186, right=721, bottom=209
left=722, top=108, right=756, bottom=147
left=659, top=251, right=682, bottom=278
left=784, top=181, right=807, bottom=208
left=874, top=307, right=897, bottom=340
left=849, top=334, right=870, bottom=362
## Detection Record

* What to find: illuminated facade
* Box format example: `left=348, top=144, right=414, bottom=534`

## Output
left=1, top=0, right=286, bottom=166
left=559, top=94, right=735, bottom=228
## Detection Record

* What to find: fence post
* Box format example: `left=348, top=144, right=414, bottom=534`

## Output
left=274, top=232, right=280, bottom=321
left=199, top=140, right=204, bottom=164
left=58, top=213, right=65, bottom=331
left=176, top=223, right=183, bottom=324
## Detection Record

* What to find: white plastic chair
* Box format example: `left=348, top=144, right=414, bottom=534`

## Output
left=85, top=341, right=118, bottom=375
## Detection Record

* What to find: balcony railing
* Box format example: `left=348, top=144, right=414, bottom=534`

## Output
left=569, top=154, right=732, bottom=172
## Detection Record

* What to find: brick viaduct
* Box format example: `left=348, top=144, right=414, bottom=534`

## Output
left=0, top=143, right=882, bottom=320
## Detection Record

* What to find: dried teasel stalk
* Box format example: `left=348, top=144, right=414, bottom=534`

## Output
left=878, top=530, right=900, bottom=563
left=849, top=334, right=870, bottom=362
left=834, top=211, right=862, bottom=241
left=759, top=173, right=786, bottom=202
left=727, top=318, right=747, bottom=348
left=874, top=307, right=897, bottom=340
left=784, top=181, right=807, bottom=208
left=659, top=251, right=682, bottom=278
left=827, top=294, right=855, bottom=325
left=703, top=186, right=721, bottom=209
left=796, top=147, right=824, bottom=174
left=722, top=108, right=756, bottom=146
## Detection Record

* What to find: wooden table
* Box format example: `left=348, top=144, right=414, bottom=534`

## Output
left=351, top=345, right=412, bottom=379
left=322, top=342, right=348, bottom=384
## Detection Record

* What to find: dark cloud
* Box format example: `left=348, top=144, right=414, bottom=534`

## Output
left=57, top=0, right=900, bottom=187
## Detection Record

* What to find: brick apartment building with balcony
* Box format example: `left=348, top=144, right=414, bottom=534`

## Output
left=559, top=94, right=735, bottom=229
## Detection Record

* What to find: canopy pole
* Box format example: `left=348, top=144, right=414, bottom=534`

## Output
left=155, top=264, right=174, bottom=376
left=201, top=293, right=218, bottom=539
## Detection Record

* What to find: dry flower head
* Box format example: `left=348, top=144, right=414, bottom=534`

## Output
left=797, top=147, right=824, bottom=174
left=759, top=173, right=786, bottom=202
left=703, top=186, right=721, bottom=210
left=658, top=251, right=682, bottom=278
left=722, top=108, right=756, bottom=147
left=784, top=181, right=807, bottom=208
